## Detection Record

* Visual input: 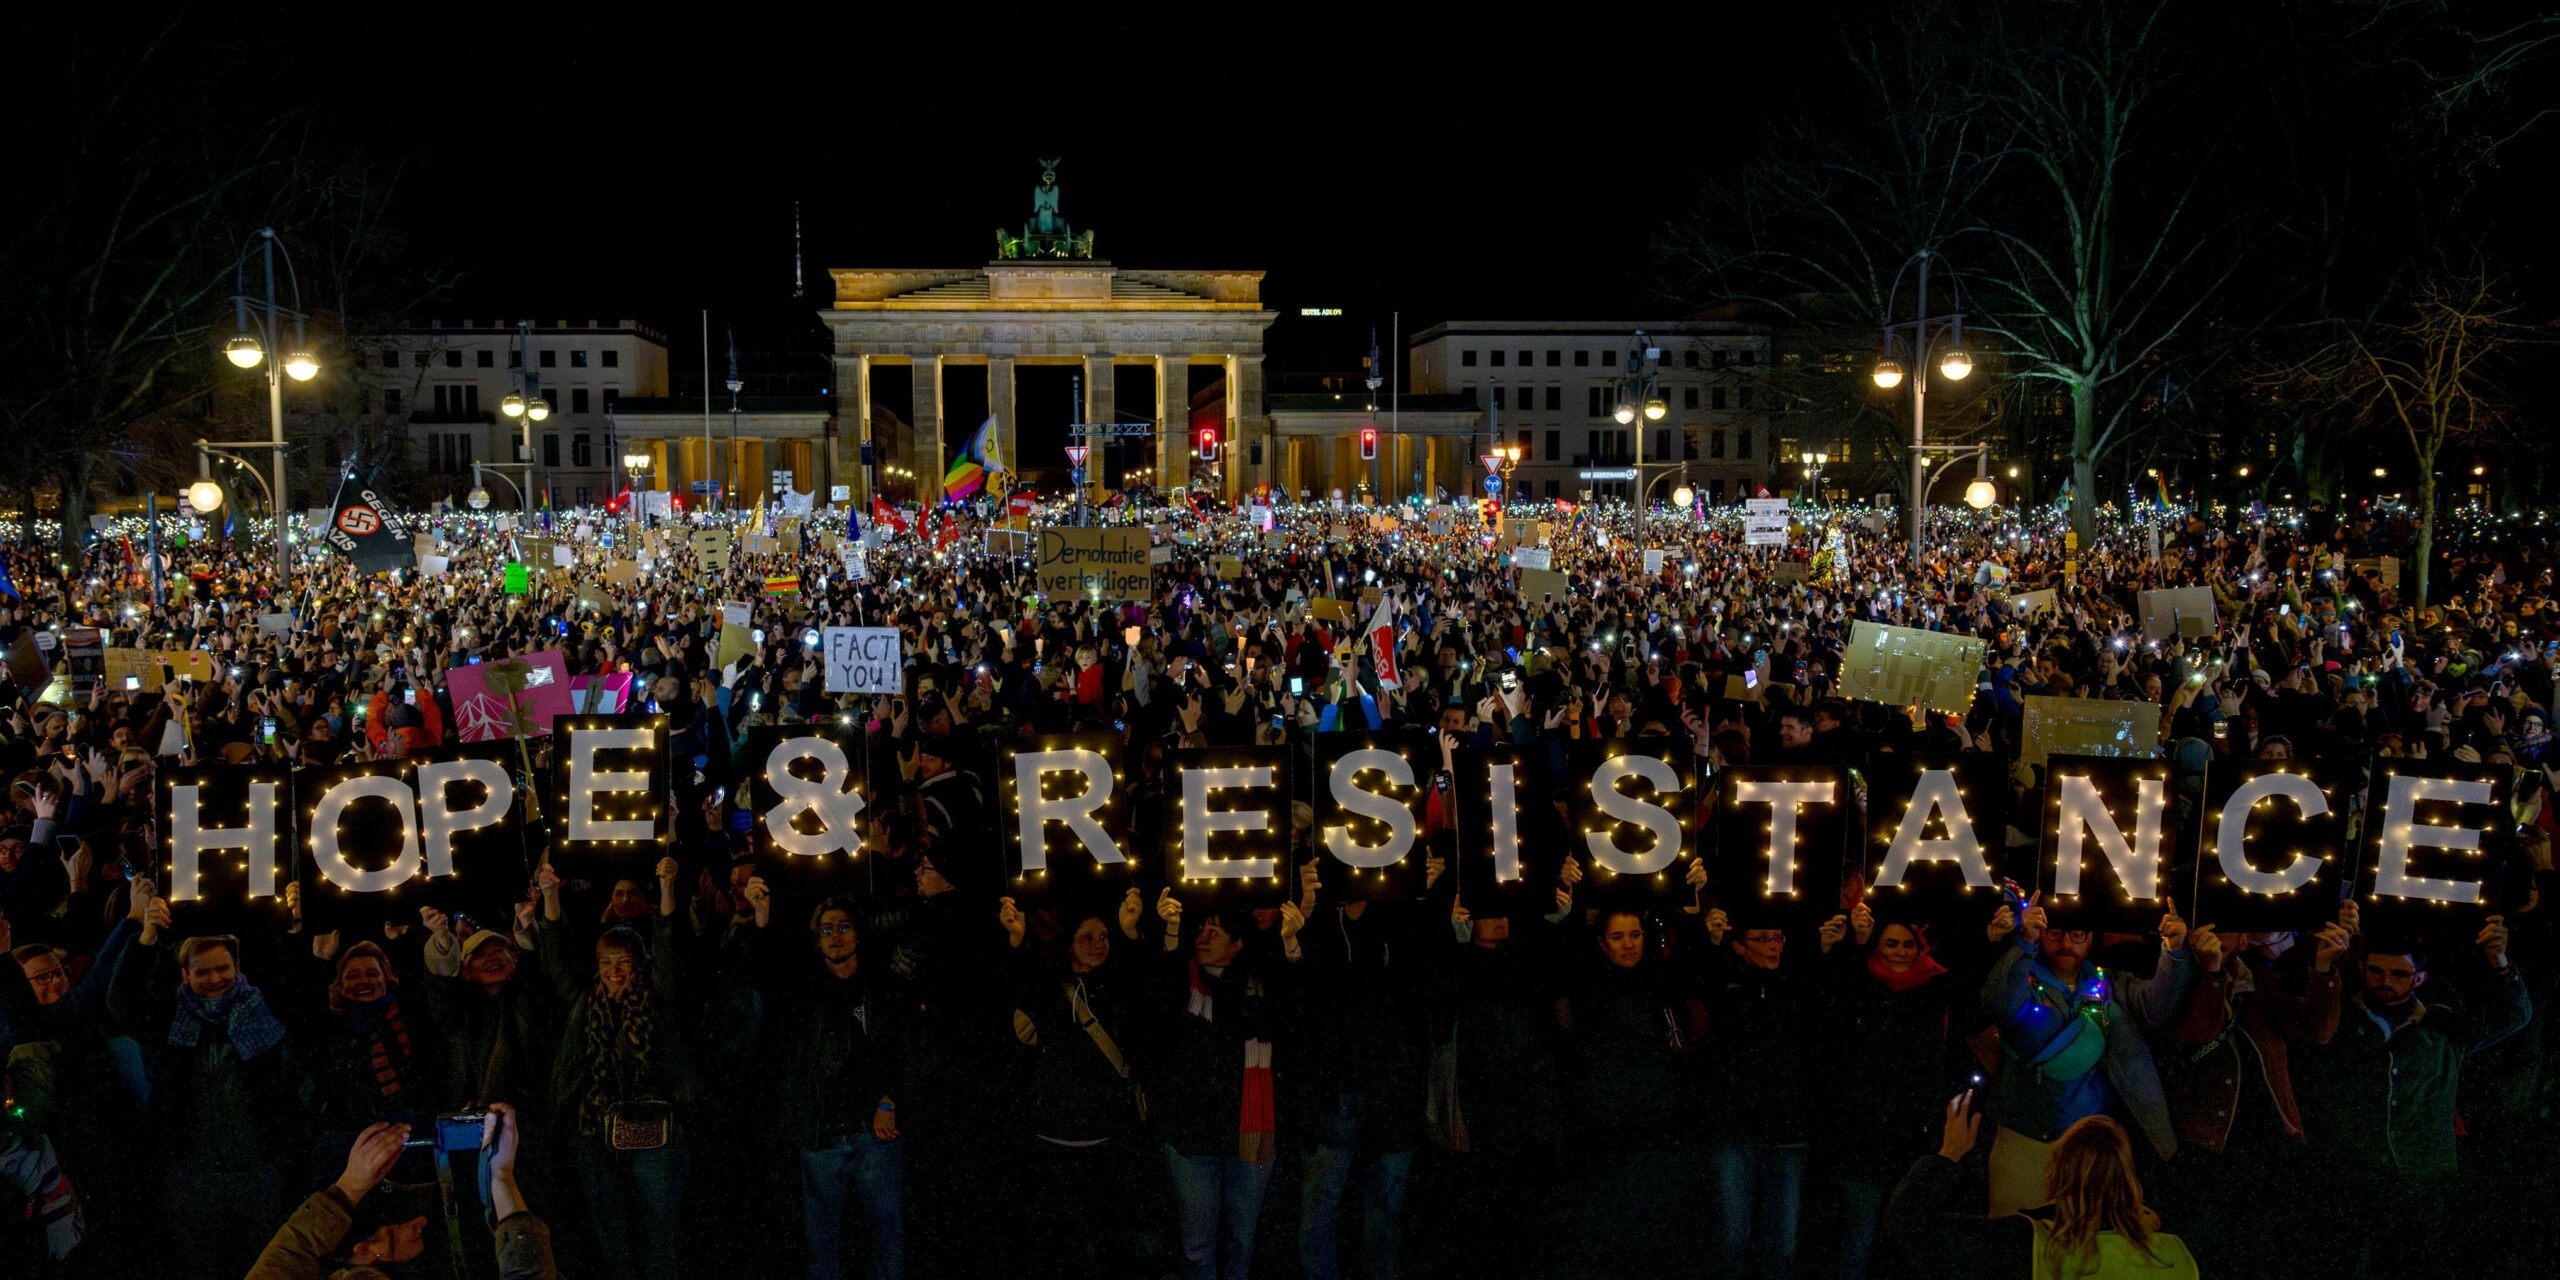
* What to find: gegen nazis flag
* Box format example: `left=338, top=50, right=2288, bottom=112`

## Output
left=318, top=474, right=415, bottom=574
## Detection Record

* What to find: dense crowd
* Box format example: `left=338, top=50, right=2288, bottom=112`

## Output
left=2, top=488, right=2557, bottom=1279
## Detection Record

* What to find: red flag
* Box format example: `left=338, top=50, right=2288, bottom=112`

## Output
left=1362, top=594, right=1399, bottom=687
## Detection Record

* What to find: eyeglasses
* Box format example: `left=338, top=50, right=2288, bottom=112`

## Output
left=23, top=967, right=68, bottom=986
left=814, top=924, right=856, bottom=938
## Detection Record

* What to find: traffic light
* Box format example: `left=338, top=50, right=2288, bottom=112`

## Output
left=1196, top=426, right=1220, bottom=461
left=1360, top=427, right=1378, bottom=461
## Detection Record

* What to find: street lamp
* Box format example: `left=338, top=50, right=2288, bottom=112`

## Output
left=623, top=449, right=653, bottom=529
left=1612, top=331, right=1665, bottom=513
left=1801, top=451, right=1830, bottom=502
left=218, top=226, right=313, bottom=621
left=1876, top=248, right=1983, bottom=562
left=1963, top=478, right=1999, bottom=509
left=186, top=479, right=226, bottom=512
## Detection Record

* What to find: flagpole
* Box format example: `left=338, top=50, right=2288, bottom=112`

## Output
left=701, top=310, right=714, bottom=516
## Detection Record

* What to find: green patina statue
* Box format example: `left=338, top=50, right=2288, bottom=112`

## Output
left=995, top=158, right=1095, bottom=260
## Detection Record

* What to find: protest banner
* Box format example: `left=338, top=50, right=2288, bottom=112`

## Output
left=1744, top=498, right=1790, bottom=546
left=1512, top=547, right=1553, bottom=571
left=568, top=672, right=632, bottom=714
left=2138, top=586, right=2218, bottom=640
left=1001, top=732, right=1137, bottom=899
left=1036, top=527, right=1151, bottom=601
left=1519, top=568, right=1571, bottom=607
left=1309, top=731, right=1431, bottom=902
left=1569, top=740, right=1693, bottom=894
left=1160, top=746, right=1294, bottom=911
left=2037, top=755, right=2182, bottom=932
left=1711, top=765, right=1850, bottom=926
left=448, top=648, right=572, bottom=742
left=1838, top=621, right=1985, bottom=715
left=2193, top=762, right=2350, bottom=930
left=2020, top=696, right=2163, bottom=769
left=1858, top=753, right=2017, bottom=918
left=2355, top=757, right=2522, bottom=932
left=823, top=627, right=902, bottom=694
left=547, top=713, right=672, bottom=881
left=740, top=724, right=867, bottom=894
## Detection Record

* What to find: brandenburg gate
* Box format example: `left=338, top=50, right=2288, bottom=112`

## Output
left=822, top=162, right=1275, bottom=505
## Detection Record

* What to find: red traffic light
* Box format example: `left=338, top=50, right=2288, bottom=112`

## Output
left=1359, top=427, right=1378, bottom=461
left=1196, top=427, right=1220, bottom=461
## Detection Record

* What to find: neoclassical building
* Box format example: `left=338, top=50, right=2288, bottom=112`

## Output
left=821, top=166, right=1277, bottom=505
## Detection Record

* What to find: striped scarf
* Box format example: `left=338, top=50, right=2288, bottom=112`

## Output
left=337, top=997, right=414, bottom=1100
left=1186, top=958, right=1276, bottom=1165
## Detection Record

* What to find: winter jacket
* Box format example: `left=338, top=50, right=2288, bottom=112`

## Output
left=1559, top=955, right=1702, bottom=1145
left=106, top=934, right=308, bottom=1172
left=1819, top=946, right=1978, bottom=1183
left=2295, top=966, right=2530, bottom=1178
left=418, top=939, right=558, bottom=1123
left=1005, top=935, right=1145, bottom=1145
left=1980, top=936, right=2191, bottom=1159
left=244, top=1186, right=556, bottom=1280
left=362, top=690, right=444, bottom=756
left=537, top=912, right=696, bottom=1131
left=1426, top=925, right=1566, bottom=1157
left=2159, top=947, right=2340, bottom=1152
left=1142, top=942, right=1291, bottom=1159
left=1287, top=900, right=1434, bottom=1151
left=1697, top=946, right=1819, bottom=1145
left=754, top=926, right=911, bottom=1151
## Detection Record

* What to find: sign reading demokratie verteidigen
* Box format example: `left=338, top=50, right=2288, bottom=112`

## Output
left=1037, top=527, right=1153, bottom=602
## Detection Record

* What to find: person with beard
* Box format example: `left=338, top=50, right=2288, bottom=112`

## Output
left=1816, top=900, right=1981, bottom=1280
left=107, top=898, right=304, bottom=1280
left=532, top=856, right=691, bottom=1280
left=753, top=893, right=909, bottom=1280
left=1146, top=890, right=1305, bottom=1280
left=997, top=887, right=1148, bottom=1280
left=245, top=1104, right=557, bottom=1279
left=1979, top=892, right=2193, bottom=1218
left=2295, top=924, right=2530, bottom=1278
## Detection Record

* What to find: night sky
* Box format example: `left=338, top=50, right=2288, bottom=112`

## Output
left=282, top=14, right=1816, bottom=380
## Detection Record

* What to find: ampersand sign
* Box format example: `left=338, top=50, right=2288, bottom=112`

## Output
left=763, top=735, right=866, bottom=857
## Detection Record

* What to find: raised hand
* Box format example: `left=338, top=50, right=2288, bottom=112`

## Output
left=1851, top=899, right=1875, bottom=946
left=421, top=905, right=452, bottom=938
left=2191, top=923, right=2224, bottom=973
left=1704, top=906, right=1731, bottom=947
left=1818, top=913, right=1849, bottom=954
left=2158, top=896, right=2188, bottom=953
left=2309, top=922, right=2352, bottom=974
left=2480, top=915, right=2511, bottom=969
left=1936, top=1090, right=1983, bottom=1161
left=1425, top=853, right=1446, bottom=891
left=743, top=876, right=772, bottom=927
left=2019, top=892, right=2047, bottom=945
left=1280, top=900, right=1306, bottom=943
left=998, top=896, right=1026, bottom=948
left=1118, top=886, right=1144, bottom=938
left=333, top=1122, right=411, bottom=1205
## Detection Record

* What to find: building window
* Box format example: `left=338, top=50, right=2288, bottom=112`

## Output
left=1545, top=386, right=1561, bottom=411
left=1517, top=430, right=1532, bottom=459
left=1517, top=349, right=1532, bottom=366
left=477, top=350, right=493, bottom=368
left=383, top=389, right=403, bottom=415
left=1684, top=350, right=1700, bottom=368
left=572, top=350, right=589, bottom=368
left=1545, top=429, right=1560, bottom=460
left=1715, top=349, right=1731, bottom=368
left=575, top=486, right=591, bottom=505
left=1492, top=386, right=1506, bottom=410
left=539, top=349, right=557, bottom=368
left=444, top=350, right=462, bottom=368
left=602, top=350, right=619, bottom=369
left=1741, top=350, right=1757, bottom=365
left=413, top=352, right=430, bottom=367
left=572, top=388, right=590, bottom=414
left=1712, top=430, right=1726, bottom=459
left=1573, top=350, right=1589, bottom=367
left=1655, top=430, right=1672, bottom=459
left=572, top=433, right=593, bottom=466
left=542, top=434, right=560, bottom=466
left=465, top=384, right=480, bottom=414
left=1462, top=350, right=1477, bottom=367
left=1712, top=386, right=1728, bottom=411
left=1587, top=386, right=1604, bottom=418
left=509, top=350, right=522, bottom=369
left=1545, top=350, right=1560, bottom=367
left=1737, top=429, right=1753, bottom=459
left=602, top=387, right=620, bottom=412
left=380, top=350, right=399, bottom=369
left=1491, top=350, right=1505, bottom=367
left=1685, top=387, right=1700, bottom=410
left=1738, top=386, right=1753, bottom=410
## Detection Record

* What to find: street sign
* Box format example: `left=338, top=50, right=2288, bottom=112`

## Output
left=691, top=481, right=722, bottom=495
left=1485, top=476, right=1504, bottom=494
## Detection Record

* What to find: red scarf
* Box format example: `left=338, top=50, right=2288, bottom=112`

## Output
left=1187, top=957, right=1277, bottom=1164
left=1868, top=947, right=1948, bottom=994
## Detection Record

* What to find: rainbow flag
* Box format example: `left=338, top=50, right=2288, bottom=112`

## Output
left=2153, top=472, right=2173, bottom=511
left=762, top=574, right=801, bottom=597
left=941, top=416, right=998, bottom=502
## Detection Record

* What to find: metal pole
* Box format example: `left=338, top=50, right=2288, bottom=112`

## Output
left=261, top=233, right=293, bottom=620
left=701, top=310, right=714, bottom=515
left=1908, top=254, right=1930, bottom=565
left=145, top=489, right=164, bottom=610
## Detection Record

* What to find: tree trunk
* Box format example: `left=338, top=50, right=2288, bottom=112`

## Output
left=2412, top=465, right=2436, bottom=607
left=2070, top=377, right=2100, bottom=549
left=54, top=453, right=93, bottom=562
